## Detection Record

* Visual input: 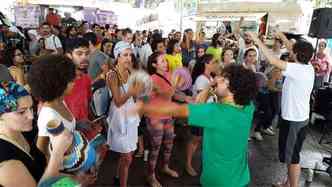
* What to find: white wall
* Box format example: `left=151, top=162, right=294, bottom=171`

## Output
left=0, top=0, right=16, bottom=22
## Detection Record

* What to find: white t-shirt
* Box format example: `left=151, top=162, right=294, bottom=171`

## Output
left=132, top=43, right=153, bottom=68
left=281, top=63, right=314, bottom=121
left=43, top=34, right=62, bottom=52
left=38, top=106, right=76, bottom=137
left=193, top=75, right=215, bottom=103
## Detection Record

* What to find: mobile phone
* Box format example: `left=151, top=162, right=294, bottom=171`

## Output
left=92, top=115, right=107, bottom=123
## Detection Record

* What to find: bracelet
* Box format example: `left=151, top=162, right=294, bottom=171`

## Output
left=47, top=121, right=65, bottom=135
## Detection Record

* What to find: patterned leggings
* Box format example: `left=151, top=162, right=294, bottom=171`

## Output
left=147, top=118, right=175, bottom=175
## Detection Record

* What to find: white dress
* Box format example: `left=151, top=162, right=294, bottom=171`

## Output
left=107, top=83, right=140, bottom=153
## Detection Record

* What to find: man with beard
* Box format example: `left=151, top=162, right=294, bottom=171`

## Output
left=84, top=32, right=109, bottom=80
left=38, top=23, right=63, bottom=54
left=238, top=32, right=259, bottom=64
left=136, top=64, right=258, bottom=187
left=235, top=17, right=259, bottom=63
left=174, top=31, right=182, bottom=42
left=64, top=37, right=92, bottom=121
left=249, top=32, right=315, bottom=187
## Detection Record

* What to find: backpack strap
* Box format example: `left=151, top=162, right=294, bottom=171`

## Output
left=155, top=72, right=172, bottom=87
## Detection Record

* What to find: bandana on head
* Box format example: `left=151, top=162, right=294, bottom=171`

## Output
left=0, top=81, right=29, bottom=114
left=113, top=41, right=132, bottom=58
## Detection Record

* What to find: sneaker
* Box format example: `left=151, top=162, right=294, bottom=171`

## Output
left=262, top=128, right=275, bottom=136
left=253, top=132, right=264, bottom=141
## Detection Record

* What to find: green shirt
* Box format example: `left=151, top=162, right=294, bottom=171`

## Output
left=38, top=176, right=79, bottom=187
left=206, top=47, right=222, bottom=62
left=188, top=103, right=254, bottom=187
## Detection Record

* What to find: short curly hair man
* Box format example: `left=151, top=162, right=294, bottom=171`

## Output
left=221, top=64, right=258, bottom=106
left=27, top=55, right=76, bottom=102
left=138, top=64, right=258, bottom=187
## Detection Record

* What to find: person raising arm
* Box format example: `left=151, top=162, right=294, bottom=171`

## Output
left=248, top=32, right=315, bottom=187
left=247, top=32, right=287, bottom=70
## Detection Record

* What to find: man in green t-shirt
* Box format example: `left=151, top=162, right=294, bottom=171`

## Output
left=138, top=64, right=258, bottom=187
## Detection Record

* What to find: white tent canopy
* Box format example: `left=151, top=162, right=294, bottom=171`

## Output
left=194, top=13, right=267, bottom=22
left=197, top=1, right=303, bottom=17
left=195, top=1, right=314, bottom=34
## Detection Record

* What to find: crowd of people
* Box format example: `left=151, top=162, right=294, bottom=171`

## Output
left=0, top=8, right=332, bottom=187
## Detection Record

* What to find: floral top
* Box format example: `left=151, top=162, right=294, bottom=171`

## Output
left=311, top=53, right=330, bottom=77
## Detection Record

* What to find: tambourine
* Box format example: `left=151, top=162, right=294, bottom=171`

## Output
left=47, top=120, right=106, bottom=173
left=127, top=70, right=153, bottom=97
left=172, top=67, right=192, bottom=91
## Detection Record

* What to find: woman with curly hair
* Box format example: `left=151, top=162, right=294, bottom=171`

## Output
left=28, top=55, right=97, bottom=186
left=137, top=64, right=258, bottom=187
left=27, top=55, right=76, bottom=158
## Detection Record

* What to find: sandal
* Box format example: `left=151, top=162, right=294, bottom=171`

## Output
left=161, top=167, right=179, bottom=178
left=146, top=176, right=162, bottom=187
left=185, top=166, right=198, bottom=177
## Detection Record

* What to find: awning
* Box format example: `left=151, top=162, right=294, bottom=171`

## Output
left=193, top=12, right=267, bottom=22
left=27, top=0, right=95, bottom=6
left=197, top=2, right=303, bottom=17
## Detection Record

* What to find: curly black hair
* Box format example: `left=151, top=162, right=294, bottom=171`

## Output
left=27, top=55, right=76, bottom=102
left=221, top=64, right=258, bottom=106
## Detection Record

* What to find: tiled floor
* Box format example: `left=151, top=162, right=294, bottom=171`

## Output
left=95, top=125, right=332, bottom=187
